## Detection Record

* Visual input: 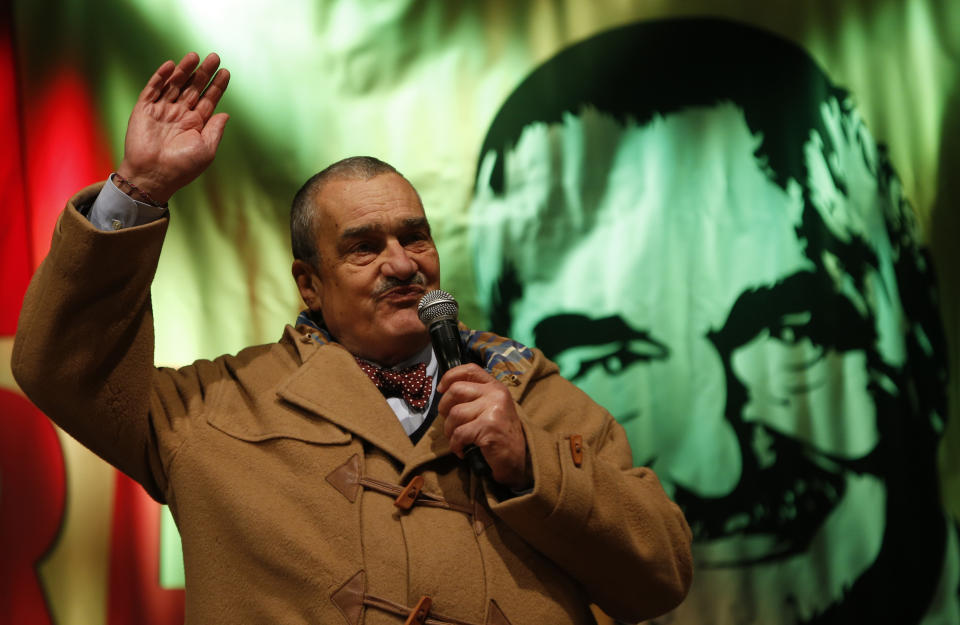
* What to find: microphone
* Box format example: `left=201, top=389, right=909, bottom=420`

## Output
left=418, top=289, right=491, bottom=476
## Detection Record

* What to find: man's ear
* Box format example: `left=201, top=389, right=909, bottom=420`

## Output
left=292, top=260, right=323, bottom=311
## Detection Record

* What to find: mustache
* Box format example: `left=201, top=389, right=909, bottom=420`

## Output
left=372, top=273, right=427, bottom=298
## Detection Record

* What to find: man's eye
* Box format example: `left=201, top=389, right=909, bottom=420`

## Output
left=568, top=355, right=616, bottom=381
left=345, top=243, right=378, bottom=262
left=603, top=354, right=625, bottom=374
left=535, top=315, right=671, bottom=380
left=581, top=349, right=645, bottom=379
left=402, top=232, right=430, bottom=246
left=556, top=344, right=662, bottom=381
left=555, top=345, right=628, bottom=381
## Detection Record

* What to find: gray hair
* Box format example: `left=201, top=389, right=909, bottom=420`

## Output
left=290, top=156, right=400, bottom=268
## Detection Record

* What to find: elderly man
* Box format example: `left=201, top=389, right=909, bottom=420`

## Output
left=12, top=52, right=691, bottom=625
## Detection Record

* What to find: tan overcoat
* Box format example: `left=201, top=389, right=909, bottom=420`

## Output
left=12, top=184, right=693, bottom=625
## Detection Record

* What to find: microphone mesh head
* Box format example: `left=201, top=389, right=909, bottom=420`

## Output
left=418, top=289, right=459, bottom=325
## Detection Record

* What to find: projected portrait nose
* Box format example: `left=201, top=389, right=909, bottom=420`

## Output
left=470, top=19, right=954, bottom=625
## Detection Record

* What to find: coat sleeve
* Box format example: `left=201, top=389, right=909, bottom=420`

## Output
left=11, top=184, right=212, bottom=502
left=487, top=356, right=693, bottom=623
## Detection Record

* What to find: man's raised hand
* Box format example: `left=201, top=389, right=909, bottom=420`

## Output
left=116, top=52, right=230, bottom=205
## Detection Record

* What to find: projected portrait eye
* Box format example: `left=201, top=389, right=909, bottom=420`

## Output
left=533, top=313, right=669, bottom=382
left=728, top=284, right=880, bottom=459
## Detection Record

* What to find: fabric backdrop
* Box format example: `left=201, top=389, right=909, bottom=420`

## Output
left=2, top=2, right=959, bottom=624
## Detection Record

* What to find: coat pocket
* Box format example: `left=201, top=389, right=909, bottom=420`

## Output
left=205, top=396, right=353, bottom=445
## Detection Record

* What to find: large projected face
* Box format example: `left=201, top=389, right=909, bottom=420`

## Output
left=473, top=104, right=883, bottom=622
left=470, top=19, right=951, bottom=625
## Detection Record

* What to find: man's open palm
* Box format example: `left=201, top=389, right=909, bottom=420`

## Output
left=117, top=52, right=230, bottom=204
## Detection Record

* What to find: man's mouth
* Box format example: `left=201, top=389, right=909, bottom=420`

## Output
left=373, top=272, right=429, bottom=303
left=377, top=284, right=425, bottom=302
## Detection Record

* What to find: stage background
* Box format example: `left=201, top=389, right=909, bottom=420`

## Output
left=2, top=2, right=959, bottom=624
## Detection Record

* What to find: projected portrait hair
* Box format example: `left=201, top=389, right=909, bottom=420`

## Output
left=469, top=19, right=953, bottom=625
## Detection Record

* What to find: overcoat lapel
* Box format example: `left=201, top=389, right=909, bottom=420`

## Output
left=276, top=342, right=415, bottom=464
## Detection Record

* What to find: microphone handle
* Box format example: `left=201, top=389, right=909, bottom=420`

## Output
left=428, top=320, right=462, bottom=372
left=428, top=321, right=491, bottom=477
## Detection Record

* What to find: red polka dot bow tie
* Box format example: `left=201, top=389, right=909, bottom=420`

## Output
left=355, top=359, right=431, bottom=410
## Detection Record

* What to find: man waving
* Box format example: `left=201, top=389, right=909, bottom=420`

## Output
left=13, top=52, right=692, bottom=625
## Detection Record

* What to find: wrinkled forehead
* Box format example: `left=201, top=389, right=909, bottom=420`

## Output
left=470, top=104, right=809, bottom=317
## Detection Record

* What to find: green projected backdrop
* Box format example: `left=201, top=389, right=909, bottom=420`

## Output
left=470, top=19, right=953, bottom=623
left=7, top=2, right=960, bottom=625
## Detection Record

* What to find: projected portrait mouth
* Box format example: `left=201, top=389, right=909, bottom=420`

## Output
left=469, top=19, right=954, bottom=625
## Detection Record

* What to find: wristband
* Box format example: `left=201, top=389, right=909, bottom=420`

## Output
left=112, top=172, right=166, bottom=207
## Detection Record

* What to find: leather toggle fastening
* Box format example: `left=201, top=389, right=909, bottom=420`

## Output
left=404, top=595, right=432, bottom=625
left=360, top=587, right=511, bottom=624
left=394, top=475, right=425, bottom=510
left=326, top=454, right=362, bottom=502
left=569, top=434, right=583, bottom=467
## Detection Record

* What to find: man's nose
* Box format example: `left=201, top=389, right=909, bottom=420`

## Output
left=380, top=239, right=417, bottom=278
